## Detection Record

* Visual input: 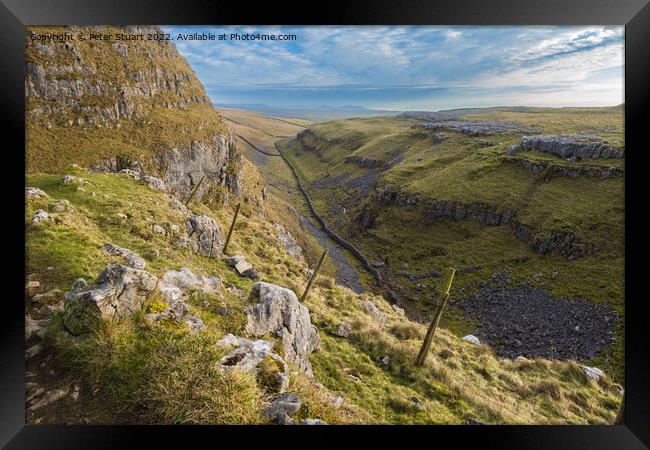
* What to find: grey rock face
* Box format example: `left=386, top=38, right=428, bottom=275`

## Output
left=218, top=336, right=287, bottom=373
left=102, top=243, right=147, bottom=269
left=62, top=264, right=158, bottom=335
left=361, top=301, right=386, bottom=326
left=26, top=187, right=48, bottom=198
left=503, top=156, right=623, bottom=179
left=412, top=120, right=535, bottom=136
left=580, top=365, right=604, bottom=382
left=62, top=175, right=87, bottom=185
left=172, top=236, right=198, bottom=253
left=462, top=335, right=481, bottom=345
left=376, top=185, right=594, bottom=260
left=158, top=267, right=220, bottom=315
left=509, top=135, right=624, bottom=159
left=183, top=315, right=206, bottom=334
left=345, top=155, right=385, bottom=168
left=160, top=267, right=221, bottom=295
left=273, top=223, right=303, bottom=261
left=227, top=255, right=252, bottom=273
left=154, top=133, right=243, bottom=200
left=245, top=282, right=321, bottom=376
left=391, top=304, right=405, bottom=316
left=25, top=316, right=49, bottom=341
left=26, top=26, right=243, bottom=200
left=28, top=387, right=69, bottom=412
left=144, top=268, right=218, bottom=333
left=301, top=419, right=327, bottom=425
left=141, top=175, right=167, bottom=192
left=262, top=392, right=302, bottom=423
left=31, top=209, right=53, bottom=224
left=227, top=255, right=259, bottom=279
left=333, top=323, right=353, bottom=338
left=185, top=214, right=224, bottom=258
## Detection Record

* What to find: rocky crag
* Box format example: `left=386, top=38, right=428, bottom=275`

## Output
left=26, top=25, right=241, bottom=200
left=411, top=120, right=536, bottom=136
left=373, top=185, right=594, bottom=260
left=507, top=135, right=624, bottom=160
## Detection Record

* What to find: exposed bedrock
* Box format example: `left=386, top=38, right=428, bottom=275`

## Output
left=507, top=135, right=624, bottom=160
left=344, top=155, right=385, bottom=169
left=374, top=185, right=594, bottom=260
left=411, top=120, right=536, bottom=136
left=91, top=132, right=243, bottom=200
left=502, top=157, right=624, bottom=179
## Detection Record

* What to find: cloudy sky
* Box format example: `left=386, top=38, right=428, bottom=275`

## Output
left=164, top=26, right=624, bottom=111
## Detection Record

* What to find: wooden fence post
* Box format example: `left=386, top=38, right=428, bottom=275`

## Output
left=184, top=175, right=206, bottom=206
left=300, top=248, right=329, bottom=302
left=222, top=202, right=241, bottom=255
left=415, top=267, right=456, bottom=367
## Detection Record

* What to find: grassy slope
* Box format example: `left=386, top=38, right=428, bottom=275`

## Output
left=26, top=167, right=622, bottom=424
left=279, top=108, right=624, bottom=382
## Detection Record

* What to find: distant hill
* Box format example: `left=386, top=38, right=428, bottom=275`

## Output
left=215, top=104, right=400, bottom=122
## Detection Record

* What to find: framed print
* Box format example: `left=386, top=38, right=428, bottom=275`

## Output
left=2, top=0, right=649, bottom=447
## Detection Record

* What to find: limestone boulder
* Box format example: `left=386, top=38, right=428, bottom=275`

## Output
left=245, top=282, right=320, bottom=376
left=62, top=263, right=157, bottom=335
left=185, top=214, right=224, bottom=257
left=103, top=243, right=147, bottom=269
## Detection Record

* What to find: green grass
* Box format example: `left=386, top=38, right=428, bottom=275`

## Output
left=278, top=108, right=625, bottom=382
left=28, top=166, right=622, bottom=424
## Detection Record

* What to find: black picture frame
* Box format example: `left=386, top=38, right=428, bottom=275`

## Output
left=3, top=0, right=649, bottom=448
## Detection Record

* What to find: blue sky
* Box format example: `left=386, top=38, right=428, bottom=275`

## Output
left=164, top=26, right=624, bottom=111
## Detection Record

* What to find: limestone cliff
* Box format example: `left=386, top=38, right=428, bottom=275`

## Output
left=26, top=25, right=241, bottom=200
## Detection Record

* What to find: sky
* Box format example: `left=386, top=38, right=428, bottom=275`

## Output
left=164, top=26, right=624, bottom=111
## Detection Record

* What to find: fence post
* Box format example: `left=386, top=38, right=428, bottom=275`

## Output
left=300, top=248, right=328, bottom=302
left=222, top=202, right=241, bottom=255
left=184, top=174, right=206, bottom=206
left=415, top=267, right=456, bottom=367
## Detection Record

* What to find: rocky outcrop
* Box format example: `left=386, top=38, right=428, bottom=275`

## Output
left=217, top=334, right=288, bottom=375
left=185, top=214, right=224, bottom=258
left=361, top=301, right=386, bottom=326
left=245, top=282, right=321, bottom=376
left=157, top=267, right=220, bottom=316
left=102, top=243, right=147, bottom=269
left=151, top=132, right=243, bottom=199
left=62, top=264, right=158, bottom=335
left=412, top=120, right=535, bottom=136
left=273, top=223, right=303, bottom=262
left=144, top=267, right=219, bottom=333
left=31, top=209, right=53, bottom=224
left=26, top=187, right=48, bottom=198
left=26, top=25, right=243, bottom=200
left=262, top=392, right=302, bottom=424
left=507, top=135, right=624, bottom=159
left=345, top=155, right=385, bottom=168
left=227, top=255, right=259, bottom=279
left=502, top=156, right=624, bottom=179
left=26, top=26, right=210, bottom=125
left=375, top=185, right=594, bottom=260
